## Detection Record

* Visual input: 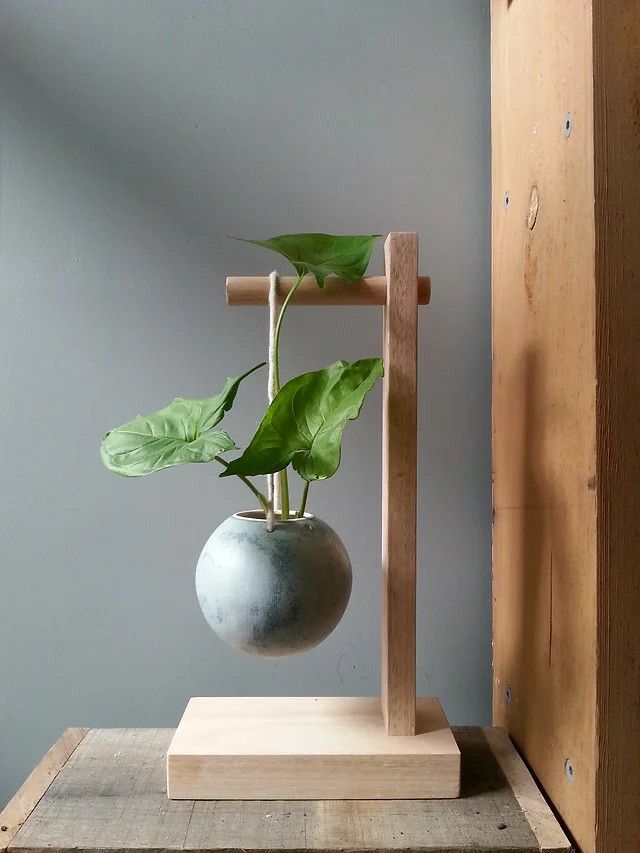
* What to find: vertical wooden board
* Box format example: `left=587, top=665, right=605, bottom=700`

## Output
left=592, top=3, right=640, bottom=851
left=381, top=232, right=418, bottom=736
left=491, top=1, right=597, bottom=851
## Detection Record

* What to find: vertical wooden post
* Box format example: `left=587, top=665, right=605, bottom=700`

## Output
left=492, top=2, right=640, bottom=850
left=381, top=232, right=418, bottom=736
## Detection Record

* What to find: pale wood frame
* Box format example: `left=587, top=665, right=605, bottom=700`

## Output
left=166, top=233, right=454, bottom=799
left=166, top=234, right=457, bottom=799
left=227, top=232, right=421, bottom=737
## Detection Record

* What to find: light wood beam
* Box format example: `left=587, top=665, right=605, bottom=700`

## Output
left=226, top=275, right=430, bottom=306
left=381, top=232, right=418, bottom=736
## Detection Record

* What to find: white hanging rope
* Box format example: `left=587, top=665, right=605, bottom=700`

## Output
left=268, top=270, right=279, bottom=405
left=266, top=270, right=279, bottom=531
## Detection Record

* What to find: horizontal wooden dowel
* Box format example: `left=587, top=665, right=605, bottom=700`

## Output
left=226, top=275, right=431, bottom=306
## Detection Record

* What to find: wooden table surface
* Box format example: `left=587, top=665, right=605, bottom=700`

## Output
left=0, top=727, right=572, bottom=853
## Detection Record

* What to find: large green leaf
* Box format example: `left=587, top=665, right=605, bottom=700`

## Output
left=235, top=233, right=379, bottom=288
left=221, top=358, right=383, bottom=482
left=100, top=363, right=264, bottom=477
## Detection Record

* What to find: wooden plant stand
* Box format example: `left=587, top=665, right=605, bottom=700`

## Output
left=166, top=233, right=461, bottom=800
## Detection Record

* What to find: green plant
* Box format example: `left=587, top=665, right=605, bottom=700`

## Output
left=100, top=233, right=383, bottom=520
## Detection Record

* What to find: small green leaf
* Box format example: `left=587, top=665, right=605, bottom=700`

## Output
left=234, top=233, right=379, bottom=288
left=100, top=362, right=265, bottom=477
left=221, top=358, right=383, bottom=482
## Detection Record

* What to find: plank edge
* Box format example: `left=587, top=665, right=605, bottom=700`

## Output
left=483, top=727, right=573, bottom=852
left=0, top=728, right=89, bottom=852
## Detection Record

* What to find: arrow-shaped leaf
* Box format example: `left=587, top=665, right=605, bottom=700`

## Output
left=100, top=362, right=264, bottom=477
left=221, top=358, right=383, bottom=482
left=235, top=233, right=379, bottom=288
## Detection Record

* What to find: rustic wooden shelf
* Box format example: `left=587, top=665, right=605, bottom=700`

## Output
left=1, top=727, right=572, bottom=853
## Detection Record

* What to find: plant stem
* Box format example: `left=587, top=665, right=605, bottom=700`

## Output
left=278, top=468, right=289, bottom=521
left=272, top=271, right=305, bottom=520
left=279, top=471, right=290, bottom=521
left=273, top=272, right=304, bottom=392
left=297, top=480, right=310, bottom=518
left=214, top=455, right=269, bottom=514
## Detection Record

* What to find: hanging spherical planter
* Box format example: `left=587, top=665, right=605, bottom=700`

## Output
left=195, top=511, right=352, bottom=657
left=100, top=234, right=383, bottom=660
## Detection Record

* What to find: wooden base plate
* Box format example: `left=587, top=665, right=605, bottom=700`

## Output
left=167, top=697, right=460, bottom=800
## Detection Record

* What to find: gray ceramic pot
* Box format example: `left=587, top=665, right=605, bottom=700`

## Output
left=195, top=511, right=352, bottom=657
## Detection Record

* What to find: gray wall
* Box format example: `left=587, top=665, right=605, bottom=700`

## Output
left=0, top=0, right=490, bottom=805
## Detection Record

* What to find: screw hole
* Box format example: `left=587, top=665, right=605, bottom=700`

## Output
left=565, top=758, right=575, bottom=781
left=503, top=192, right=510, bottom=209
left=504, top=686, right=512, bottom=703
left=563, top=112, right=573, bottom=138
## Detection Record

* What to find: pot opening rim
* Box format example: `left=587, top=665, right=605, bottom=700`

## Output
left=233, top=509, right=314, bottom=522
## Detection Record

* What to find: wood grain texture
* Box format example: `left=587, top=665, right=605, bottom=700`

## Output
left=484, top=728, right=572, bottom=853
left=0, top=728, right=88, bottom=851
left=9, top=727, right=568, bottom=852
left=492, top=2, right=640, bottom=851
left=167, top=697, right=460, bottom=800
left=592, top=3, right=640, bottom=851
left=381, top=232, right=418, bottom=736
left=491, top=3, right=597, bottom=850
left=226, top=275, right=431, bottom=305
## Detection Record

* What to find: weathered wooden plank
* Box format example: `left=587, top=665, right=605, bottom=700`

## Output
left=8, top=727, right=567, bottom=852
left=185, top=800, right=308, bottom=851
left=484, top=728, right=572, bottom=853
left=10, top=730, right=194, bottom=853
left=0, top=728, right=88, bottom=852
